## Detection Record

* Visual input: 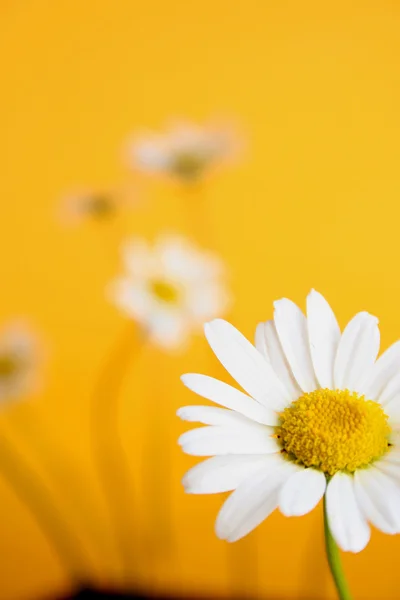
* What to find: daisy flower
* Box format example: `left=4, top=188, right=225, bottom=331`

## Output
left=0, top=322, right=41, bottom=402
left=178, top=290, right=400, bottom=556
left=110, top=235, right=230, bottom=350
left=126, top=120, right=238, bottom=182
left=59, top=185, right=137, bottom=225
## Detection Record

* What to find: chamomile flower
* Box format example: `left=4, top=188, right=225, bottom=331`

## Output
left=0, top=323, right=41, bottom=402
left=178, top=290, right=400, bottom=552
left=110, top=235, right=230, bottom=350
left=59, top=185, right=138, bottom=225
left=127, top=120, right=238, bottom=182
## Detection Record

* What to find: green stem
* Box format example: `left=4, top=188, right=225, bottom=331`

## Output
left=0, top=433, right=87, bottom=584
left=91, top=322, right=143, bottom=586
left=323, top=495, right=353, bottom=600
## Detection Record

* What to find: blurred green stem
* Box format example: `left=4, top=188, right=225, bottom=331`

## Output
left=0, top=432, right=87, bottom=584
left=91, top=321, right=143, bottom=586
left=11, top=405, right=104, bottom=579
left=323, top=495, right=353, bottom=600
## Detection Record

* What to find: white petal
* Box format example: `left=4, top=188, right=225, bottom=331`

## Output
left=121, top=238, right=153, bottom=277
left=362, top=341, right=400, bottom=402
left=279, top=468, right=326, bottom=517
left=326, top=472, right=370, bottom=553
left=204, top=320, right=289, bottom=410
left=188, top=285, right=229, bottom=322
left=181, top=373, right=278, bottom=426
left=255, top=322, right=269, bottom=360
left=215, top=454, right=296, bottom=542
left=374, top=459, right=400, bottom=484
left=177, top=405, right=262, bottom=429
left=383, top=396, right=400, bottom=424
left=390, top=427, right=400, bottom=445
left=131, top=139, right=171, bottom=172
left=273, top=298, right=318, bottom=392
left=379, top=447, right=400, bottom=465
left=334, top=312, right=380, bottom=393
left=182, top=455, right=269, bottom=494
left=178, top=425, right=279, bottom=456
left=306, top=290, right=341, bottom=389
left=379, top=372, right=400, bottom=406
left=110, top=279, right=150, bottom=319
left=354, top=466, right=400, bottom=534
left=148, top=311, right=187, bottom=348
left=256, top=321, right=302, bottom=401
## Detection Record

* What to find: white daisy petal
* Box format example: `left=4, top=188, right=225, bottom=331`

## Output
left=279, top=468, right=326, bottom=517
left=149, top=311, right=187, bottom=349
left=178, top=425, right=279, bottom=456
left=374, top=459, right=400, bottom=485
left=380, top=447, right=400, bottom=465
left=256, top=321, right=302, bottom=401
left=362, top=341, right=400, bottom=402
left=177, top=405, right=263, bottom=429
left=334, top=312, right=380, bottom=393
left=383, top=397, right=400, bottom=424
left=255, top=322, right=269, bottom=361
left=181, top=373, right=278, bottom=426
left=215, top=454, right=296, bottom=542
left=379, top=372, right=400, bottom=406
left=204, top=319, right=289, bottom=410
left=182, top=455, right=269, bottom=494
left=273, top=298, right=318, bottom=392
left=390, top=427, right=400, bottom=445
left=306, top=290, right=341, bottom=389
left=326, top=472, right=370, bottom=553
left=354, top=466, right=400, bottom=534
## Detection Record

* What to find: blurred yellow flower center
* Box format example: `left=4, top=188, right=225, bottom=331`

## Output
left=87, top=195, right=115, bottom=219
left=0, top=354, right=18, bottom=379
left=150, top=279, right=180, bottom=304
left=172, top=152, right=207, bottom=180
left=277, top=388, right=391, bottom=476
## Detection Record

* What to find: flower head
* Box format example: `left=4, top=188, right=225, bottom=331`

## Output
left=59, top=185, right=138, bottom=225
left=178, top=290, right=400, bottom=552
left=110, top=235, right=230, bottom=350
left=127, top=121, right=238, bottom=183
left=0, top=322, right=41, bottom=403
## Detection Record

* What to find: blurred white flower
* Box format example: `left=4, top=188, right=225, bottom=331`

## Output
left=59, top=184, right=138, bottom=225
left=0, top=323, right=42, bottom=403
left=126, top=121, right=239, bottom=182
left=110, top=235, right=231, bottom=349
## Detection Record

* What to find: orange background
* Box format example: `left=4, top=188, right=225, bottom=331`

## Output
left=1, top=1, right=400, bottom=598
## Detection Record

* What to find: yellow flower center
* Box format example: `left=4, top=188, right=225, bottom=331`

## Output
left=277, top=389, right=391, bottom=476
left=87, top=195, right=115, bottom=218
left=0, top=354, right=18, bottom=379
left=150, top=279, right=180, bottom=304
left=172, top=152, right=207, bottom=180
